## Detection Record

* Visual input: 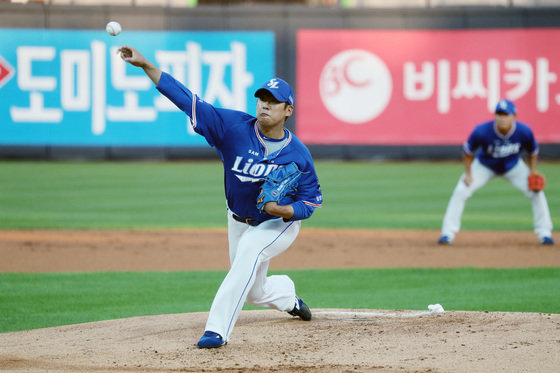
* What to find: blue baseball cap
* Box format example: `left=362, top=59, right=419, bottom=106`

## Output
left=495, top=99, right=516, bottom=115
left=254, top=78, right=295, bottom=106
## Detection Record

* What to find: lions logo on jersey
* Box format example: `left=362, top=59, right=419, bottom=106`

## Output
left=231, top=156, right=279, bottom=183
left=488, top=142, right=521, bottom=158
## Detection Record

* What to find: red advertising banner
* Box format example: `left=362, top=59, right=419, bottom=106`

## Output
left=296, top=29, right=560, bottom=145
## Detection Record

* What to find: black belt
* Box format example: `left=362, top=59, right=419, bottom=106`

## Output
left=232, top=214, right=263, bottom=226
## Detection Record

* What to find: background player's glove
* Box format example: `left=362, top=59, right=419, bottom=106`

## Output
left=257, top=162, right=303, bottom=212
left=528, top=172, right=546, bottom=192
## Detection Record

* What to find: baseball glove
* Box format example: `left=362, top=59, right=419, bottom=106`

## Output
left=528, top=172, right=546, bottom=192
left=256, top=162, right=303, bottom=212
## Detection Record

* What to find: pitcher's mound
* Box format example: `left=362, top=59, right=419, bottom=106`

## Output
left=1, top=309, right=558, bottom=372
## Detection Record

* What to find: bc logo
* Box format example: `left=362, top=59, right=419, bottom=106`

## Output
left=319, top=49, right=392, bottom=124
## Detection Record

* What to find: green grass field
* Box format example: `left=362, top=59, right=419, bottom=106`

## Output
left=2, top=268, right=559, bottom=333
left=1, top=160, right=559, bottom=333
left=1, top=160, right=558, bottom=230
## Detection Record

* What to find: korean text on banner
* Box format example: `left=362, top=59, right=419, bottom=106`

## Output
left=296, top=28, right=560, bottom=145
left=0, top=30, right=274, bottom=146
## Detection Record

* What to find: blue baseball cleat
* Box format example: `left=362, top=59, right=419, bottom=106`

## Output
left=540, top=237, right=555, bottom=245
left=197, top=331, right=226, bottom=348
left=288, top=296, right=312, bottom=321
left=437, top=235, right=452, bottom=245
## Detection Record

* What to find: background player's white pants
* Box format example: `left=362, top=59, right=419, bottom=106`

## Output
left=204, top=210, right=301, bottom=342
left=441, top=158, right=553, bottom=241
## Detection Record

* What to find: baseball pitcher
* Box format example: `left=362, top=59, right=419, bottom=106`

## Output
left=118, top=46, right=323, bottom=348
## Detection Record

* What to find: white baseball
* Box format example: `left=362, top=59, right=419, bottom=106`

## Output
left=106, top=21, right=122, bottom=36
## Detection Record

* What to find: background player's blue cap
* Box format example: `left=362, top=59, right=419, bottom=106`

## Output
left=254, top=78, right=295, bottom=106
left=495, top=99, right=516, bottom=115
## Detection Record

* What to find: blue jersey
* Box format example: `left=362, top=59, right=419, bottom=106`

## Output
left=157, top=72, right=322, bottom=222
left=463, top=120, right=538, bottom=174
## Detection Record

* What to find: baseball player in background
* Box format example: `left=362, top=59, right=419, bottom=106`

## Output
left=438, top=99, right=554, bottom=245
left=118, top=46, right=323, bottom=348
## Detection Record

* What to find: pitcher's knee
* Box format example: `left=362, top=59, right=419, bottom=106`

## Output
left=452, top=185, right=473, bottom=200
left=246, top=286, right=266, bottom=305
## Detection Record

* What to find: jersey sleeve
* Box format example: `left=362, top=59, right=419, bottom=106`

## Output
left=290, top=185, right=322, bottom=221
left=156, top=72, right=227, bottom=147
left=288, top=158, right=323, bottom=221
left=522, top=124, right=539, bottom=155
left=463, top=126, right=481, bottom=155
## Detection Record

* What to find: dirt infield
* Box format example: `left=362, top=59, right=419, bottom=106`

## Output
left=1, top=228, right=559, bottom=272
left=1, top=228, right=559, bottom=372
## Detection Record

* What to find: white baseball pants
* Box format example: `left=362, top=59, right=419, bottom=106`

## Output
left=204, top=210, right=301, bottom=342
left=441, top=158, right=553, bottom=241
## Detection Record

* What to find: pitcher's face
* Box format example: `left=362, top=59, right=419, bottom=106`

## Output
left=256, top=91, right=293, bottom=128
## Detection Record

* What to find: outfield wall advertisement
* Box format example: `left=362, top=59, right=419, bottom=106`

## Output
left=296, top=28, right=560, bottom=145
left=0, top=30, right=274, bottom=146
